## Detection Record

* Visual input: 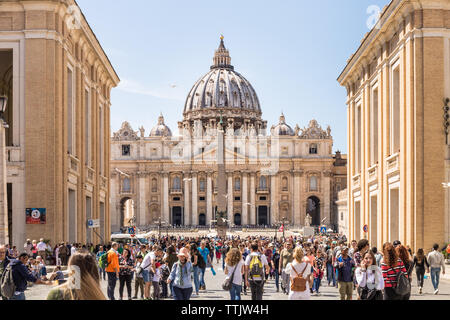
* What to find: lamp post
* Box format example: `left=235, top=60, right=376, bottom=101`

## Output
left=0, top=95, right=8, bottom=245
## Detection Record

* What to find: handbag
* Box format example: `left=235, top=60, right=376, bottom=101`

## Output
left=358, top=268, right=383, bottom=300
left=222, top=264, right=239, bottom=291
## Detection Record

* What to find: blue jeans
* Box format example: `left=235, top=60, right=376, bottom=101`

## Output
left=431, top=268, right=441, bottom=290
left=199, top=268, right=206, bottom=287
left=10, top=292, right=25, bottom=300
left=313, top=277, right=322, bottom=293
left=326, top=263, right=336, bottom=286
left=173, top=286, right=193, bottom=300
left=222, top=255, right=226, bottom=270
left=193, top=266, right=200, bottom=294
left=274, top=270, right=280, bottom=291
left=230, top=283, right=242, bottom=300
left=98, top=267, right=106, bottom=280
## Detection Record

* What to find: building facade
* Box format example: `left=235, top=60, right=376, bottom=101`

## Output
left=0, top=0, right=119, bottom=247
left=338, top=0, right=450, bottom=250
left=111, top=39, right=347, bottom=233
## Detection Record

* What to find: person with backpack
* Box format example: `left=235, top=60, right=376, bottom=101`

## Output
left=381, top=242, right=409, bottom=300
left=245, top=241, right=269, bottom=301
left=395, top=245, right=413, bottom=300
left=2, top=253, right=50, bottom=300
left=96, top=246, right=106, bottom=281
left=104, top=242, right=120, bottom=300
left=335, top=246, right=355, bottom=300
left=118, top=248, right=134, bottom=300
left=133, top=255, right=145, bottom=299
left=284, top=246, right=312, bottom=300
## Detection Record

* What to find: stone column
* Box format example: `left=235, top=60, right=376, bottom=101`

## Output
left=227, top=172, right=233, bottom=225
left=250, top=173, right=256, bottom=225
left=163, top=173, right=170, bottom=224
left=184, top=172, right=191, bottom=226
left=324, top=171, right=332, bottom=227
left=191, top=173, right=198, bottom=226
left=293, top=170, right=302, bottom=227
left=242, top=173, right=248, bottom=225
left=0, top=122, right=8, bottom=244
left=270, top=175, right=278, bottom=225
left=138, top=172, right=147, bottom=226
left=207, top=172, right=213, bottom=225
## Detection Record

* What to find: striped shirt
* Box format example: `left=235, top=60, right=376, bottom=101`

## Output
left=381, top=259, right=407, bottom=288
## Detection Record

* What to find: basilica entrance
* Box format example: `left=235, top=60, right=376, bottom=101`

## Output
left=258, top=206, right=269, bottom=226
left=234, top=213, right=242, bottom=226
left=199, top=214, right=206, bottom=226
left=307, top=196, right=320, bottom=226
left=172, top=207, right=183, bottom=226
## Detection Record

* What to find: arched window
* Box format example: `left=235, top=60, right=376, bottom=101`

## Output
left=152, top=178, right=157, bottom=193
left=122, top=178, right=131, bottom=193
left=172, top=177, right=181, bottom=190
left=235, top=178, right=241, bottom=191
left=310, top=143, right=318, bottom=154
left=259, top=176, right=267, bottom=190
left=310, top=176, right=318, bottom=191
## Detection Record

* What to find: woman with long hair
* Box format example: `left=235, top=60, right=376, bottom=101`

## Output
left=224, top=248, right=245, bottom=301
left=355, top=251, right=384, bottom=300
left=118, top=248, right=134, bottom=300
left=190, top=243, right=200, bottom=296
left=412, top=248, right=430, bottom=294
left=167, top=247, right=194, bottom=300
left=285, top=247, right=312, bottom=300
left=46, top=251, right=106, bottom=300
left=381, top=242, right=408, bottom=300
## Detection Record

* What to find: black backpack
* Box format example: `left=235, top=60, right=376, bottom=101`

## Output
left=197, top=253, right=206, bottom=269
left=394, top=269, right=411, bottom=296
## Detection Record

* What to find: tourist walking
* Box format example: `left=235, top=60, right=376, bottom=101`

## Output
left=427, top=243, right=446, bottom=295
left=279, top=240, right=294, bottom=295
left=105, top=242, right=120, bottom=300
left=118, top=248, right=134, bottom=300
left=285, top=247, right=312, bottom=300
left=224, top=248, right=245, bottom=301
left=167, top=247, right=194, bottom=300
left=335, top=246, right=355, bottom=300
left=198, top=241, right=210, bottom=291
left=355, top=251, right=384, bottom=300
left=381, top=242, right=409, bottom=300
left=412, top=248, right=429, bottom=294
left=245, top=241, right=270, bottom=301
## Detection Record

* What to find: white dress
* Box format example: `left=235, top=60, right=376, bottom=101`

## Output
left=285, top=261, right=312, bottom=300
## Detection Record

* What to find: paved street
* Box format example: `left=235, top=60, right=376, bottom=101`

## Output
left=25, top=259, right=450, bottom=300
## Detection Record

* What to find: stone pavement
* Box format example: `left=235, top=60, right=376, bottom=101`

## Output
left=24, top=259, right=450, bottom=300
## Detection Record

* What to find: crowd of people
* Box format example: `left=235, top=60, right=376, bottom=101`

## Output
left=0, top=234, right=448, bottom=300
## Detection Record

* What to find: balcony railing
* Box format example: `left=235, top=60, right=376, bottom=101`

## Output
left=170, top=188, right=182, bottom=194
left=256, top=187, right=269, bottom=194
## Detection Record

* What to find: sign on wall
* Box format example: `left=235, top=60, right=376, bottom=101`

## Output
left=26, top=208, right=46, bottom=225
left=87, top=219, right=100, bottom=229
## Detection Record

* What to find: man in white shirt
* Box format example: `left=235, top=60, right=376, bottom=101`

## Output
left=245, top=242, right=270, bottom=300
left=141, top=246, right=156, bottom=300
left=427, top=243, right=446, bottom=295
left=36, top=239, right=47, bottom=261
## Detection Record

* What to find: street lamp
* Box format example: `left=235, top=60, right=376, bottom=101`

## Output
left=0, top=95, right=7, bottom=245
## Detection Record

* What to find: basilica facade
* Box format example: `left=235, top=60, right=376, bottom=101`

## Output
left=111, top=39, right=347, bottom=232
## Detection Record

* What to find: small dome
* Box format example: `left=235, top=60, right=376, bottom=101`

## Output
left=272, top=113, right=294, bottom=136
left=150, top=114, right=172, bottom=137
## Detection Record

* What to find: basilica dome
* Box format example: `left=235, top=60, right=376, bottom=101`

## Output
left=150, top=114, right=172, bottom=137
left=183, top=37, right=261, bottom=118
left=272, top=113, right=295, bottom=136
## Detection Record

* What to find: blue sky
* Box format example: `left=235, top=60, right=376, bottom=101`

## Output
left=77, top=0, right=390, bottom=153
